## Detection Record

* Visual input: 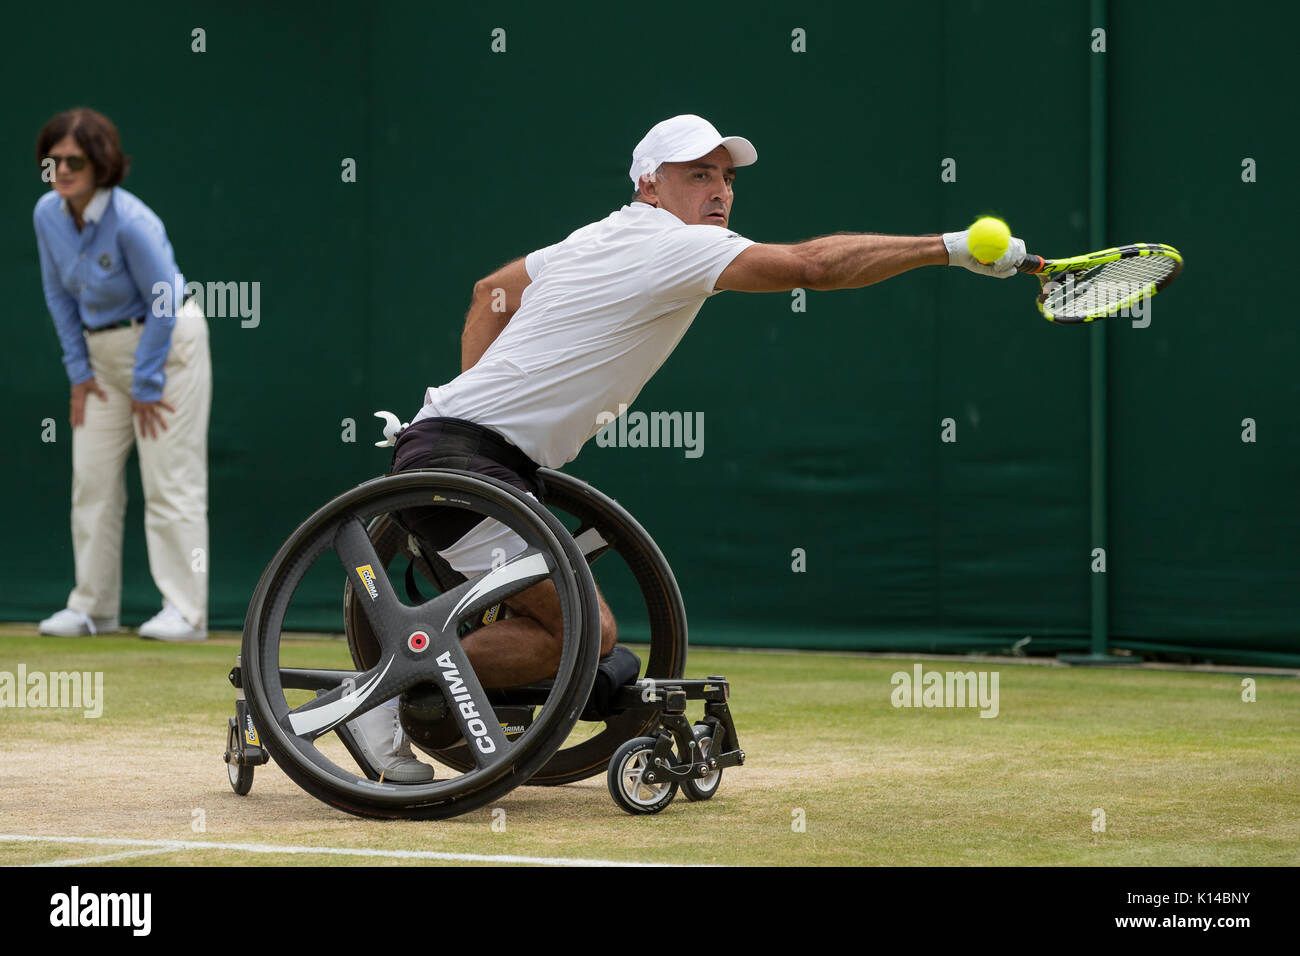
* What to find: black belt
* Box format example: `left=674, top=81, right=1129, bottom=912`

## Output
left=84, top=316, right=145, bottom=334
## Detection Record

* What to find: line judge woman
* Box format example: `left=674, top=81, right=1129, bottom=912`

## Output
left=33, top=107, right=211, bottom=641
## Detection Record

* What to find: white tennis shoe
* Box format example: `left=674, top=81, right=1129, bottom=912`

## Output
left=39, top=608, right=119, bottom=636
left=139, top=602, right=207, bottom=642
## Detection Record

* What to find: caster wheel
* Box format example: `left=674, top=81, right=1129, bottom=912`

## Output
left=681, top=720, right=722, bottom=801
left=226, top=718, right=254, bottom=796
left=608, top=736, right=678, bottom=815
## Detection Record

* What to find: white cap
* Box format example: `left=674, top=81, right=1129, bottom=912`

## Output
left=629, top=114, right=757, bottom=188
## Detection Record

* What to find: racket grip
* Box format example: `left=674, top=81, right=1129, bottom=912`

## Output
left=1017, top=254, right=1045, bottom=274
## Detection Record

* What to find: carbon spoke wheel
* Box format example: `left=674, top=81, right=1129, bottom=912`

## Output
left=345, top=468, right=688, bottom=785
left=241, top=470, right=600, bottom=820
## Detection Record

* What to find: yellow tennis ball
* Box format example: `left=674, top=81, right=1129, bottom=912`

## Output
left=968, top=216, right=1011, bottom=264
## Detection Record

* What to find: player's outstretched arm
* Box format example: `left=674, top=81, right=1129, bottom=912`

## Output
left=716, top=234, right=946, bottom=293
left=716, top=231, right=1023, bottom=293
left=462, top=256, right=531, bottom=371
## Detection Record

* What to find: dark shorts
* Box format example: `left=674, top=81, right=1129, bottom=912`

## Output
left=388, top=417, right=543, bottom=557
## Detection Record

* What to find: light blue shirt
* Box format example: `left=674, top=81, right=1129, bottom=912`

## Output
left=34, top=186, right=187, bottom=402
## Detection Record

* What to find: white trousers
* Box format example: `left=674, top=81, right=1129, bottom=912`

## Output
left=66, top=299, right=211, bottom=627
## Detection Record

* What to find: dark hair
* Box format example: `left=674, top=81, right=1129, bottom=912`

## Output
left=35, top=107, right=130, bottom=187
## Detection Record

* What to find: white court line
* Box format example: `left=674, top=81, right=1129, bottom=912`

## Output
left=0, top=834, right=698, bottom=868
left=32, top=847, right=178, bottom=867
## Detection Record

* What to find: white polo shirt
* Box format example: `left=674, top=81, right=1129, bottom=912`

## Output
left=411, top=202, right=754, bottom=468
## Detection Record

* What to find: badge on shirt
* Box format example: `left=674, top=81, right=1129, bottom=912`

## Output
left=98, top=253, right=112, bottom=270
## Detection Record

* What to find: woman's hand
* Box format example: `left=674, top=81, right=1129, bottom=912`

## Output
left=132, top=398, right=177, bottom=439
left=70, top=378, right=108, bottom=427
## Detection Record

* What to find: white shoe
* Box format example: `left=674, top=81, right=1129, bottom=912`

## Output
left=39, top=608, right=119, bottom=637
left=347, top=702, right=435, bottom=783
left=139, top=602, right=207, bottom=642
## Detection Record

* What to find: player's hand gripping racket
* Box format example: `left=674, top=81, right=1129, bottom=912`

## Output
left=1017, top=243, right=1183, bottom=324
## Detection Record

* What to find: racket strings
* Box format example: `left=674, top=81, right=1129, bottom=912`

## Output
left=1042, top=254, right=1179, bottom=317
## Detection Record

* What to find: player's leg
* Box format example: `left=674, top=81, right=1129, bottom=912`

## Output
left=461, top=577, right=618, bottom=687
left=430, top=491, right=618, bottom=685
left=343, top=492, right=612, bottom=782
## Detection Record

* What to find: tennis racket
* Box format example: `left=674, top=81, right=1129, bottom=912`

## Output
left=1017, top=242, right=1183, bottom=324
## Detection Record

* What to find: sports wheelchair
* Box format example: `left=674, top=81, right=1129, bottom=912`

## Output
left=223, top=464, right=745, bottom=818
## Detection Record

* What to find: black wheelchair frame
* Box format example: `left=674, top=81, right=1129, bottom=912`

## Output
left=222, top=467, right=744, bottom=817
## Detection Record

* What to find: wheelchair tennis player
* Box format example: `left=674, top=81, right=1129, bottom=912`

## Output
left=355, top=113, right=1026, bottom=779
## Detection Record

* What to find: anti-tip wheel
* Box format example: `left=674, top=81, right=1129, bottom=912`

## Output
left=227, top=758, right=254, bottom=796
left=607, top=736, right=678, bottom=815
left=226, top=719, right=254, bottom=796
left=680, top=720, right=722, bottom=801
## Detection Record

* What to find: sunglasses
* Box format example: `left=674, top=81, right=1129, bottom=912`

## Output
left=46, top=154, right=89, bottom=171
